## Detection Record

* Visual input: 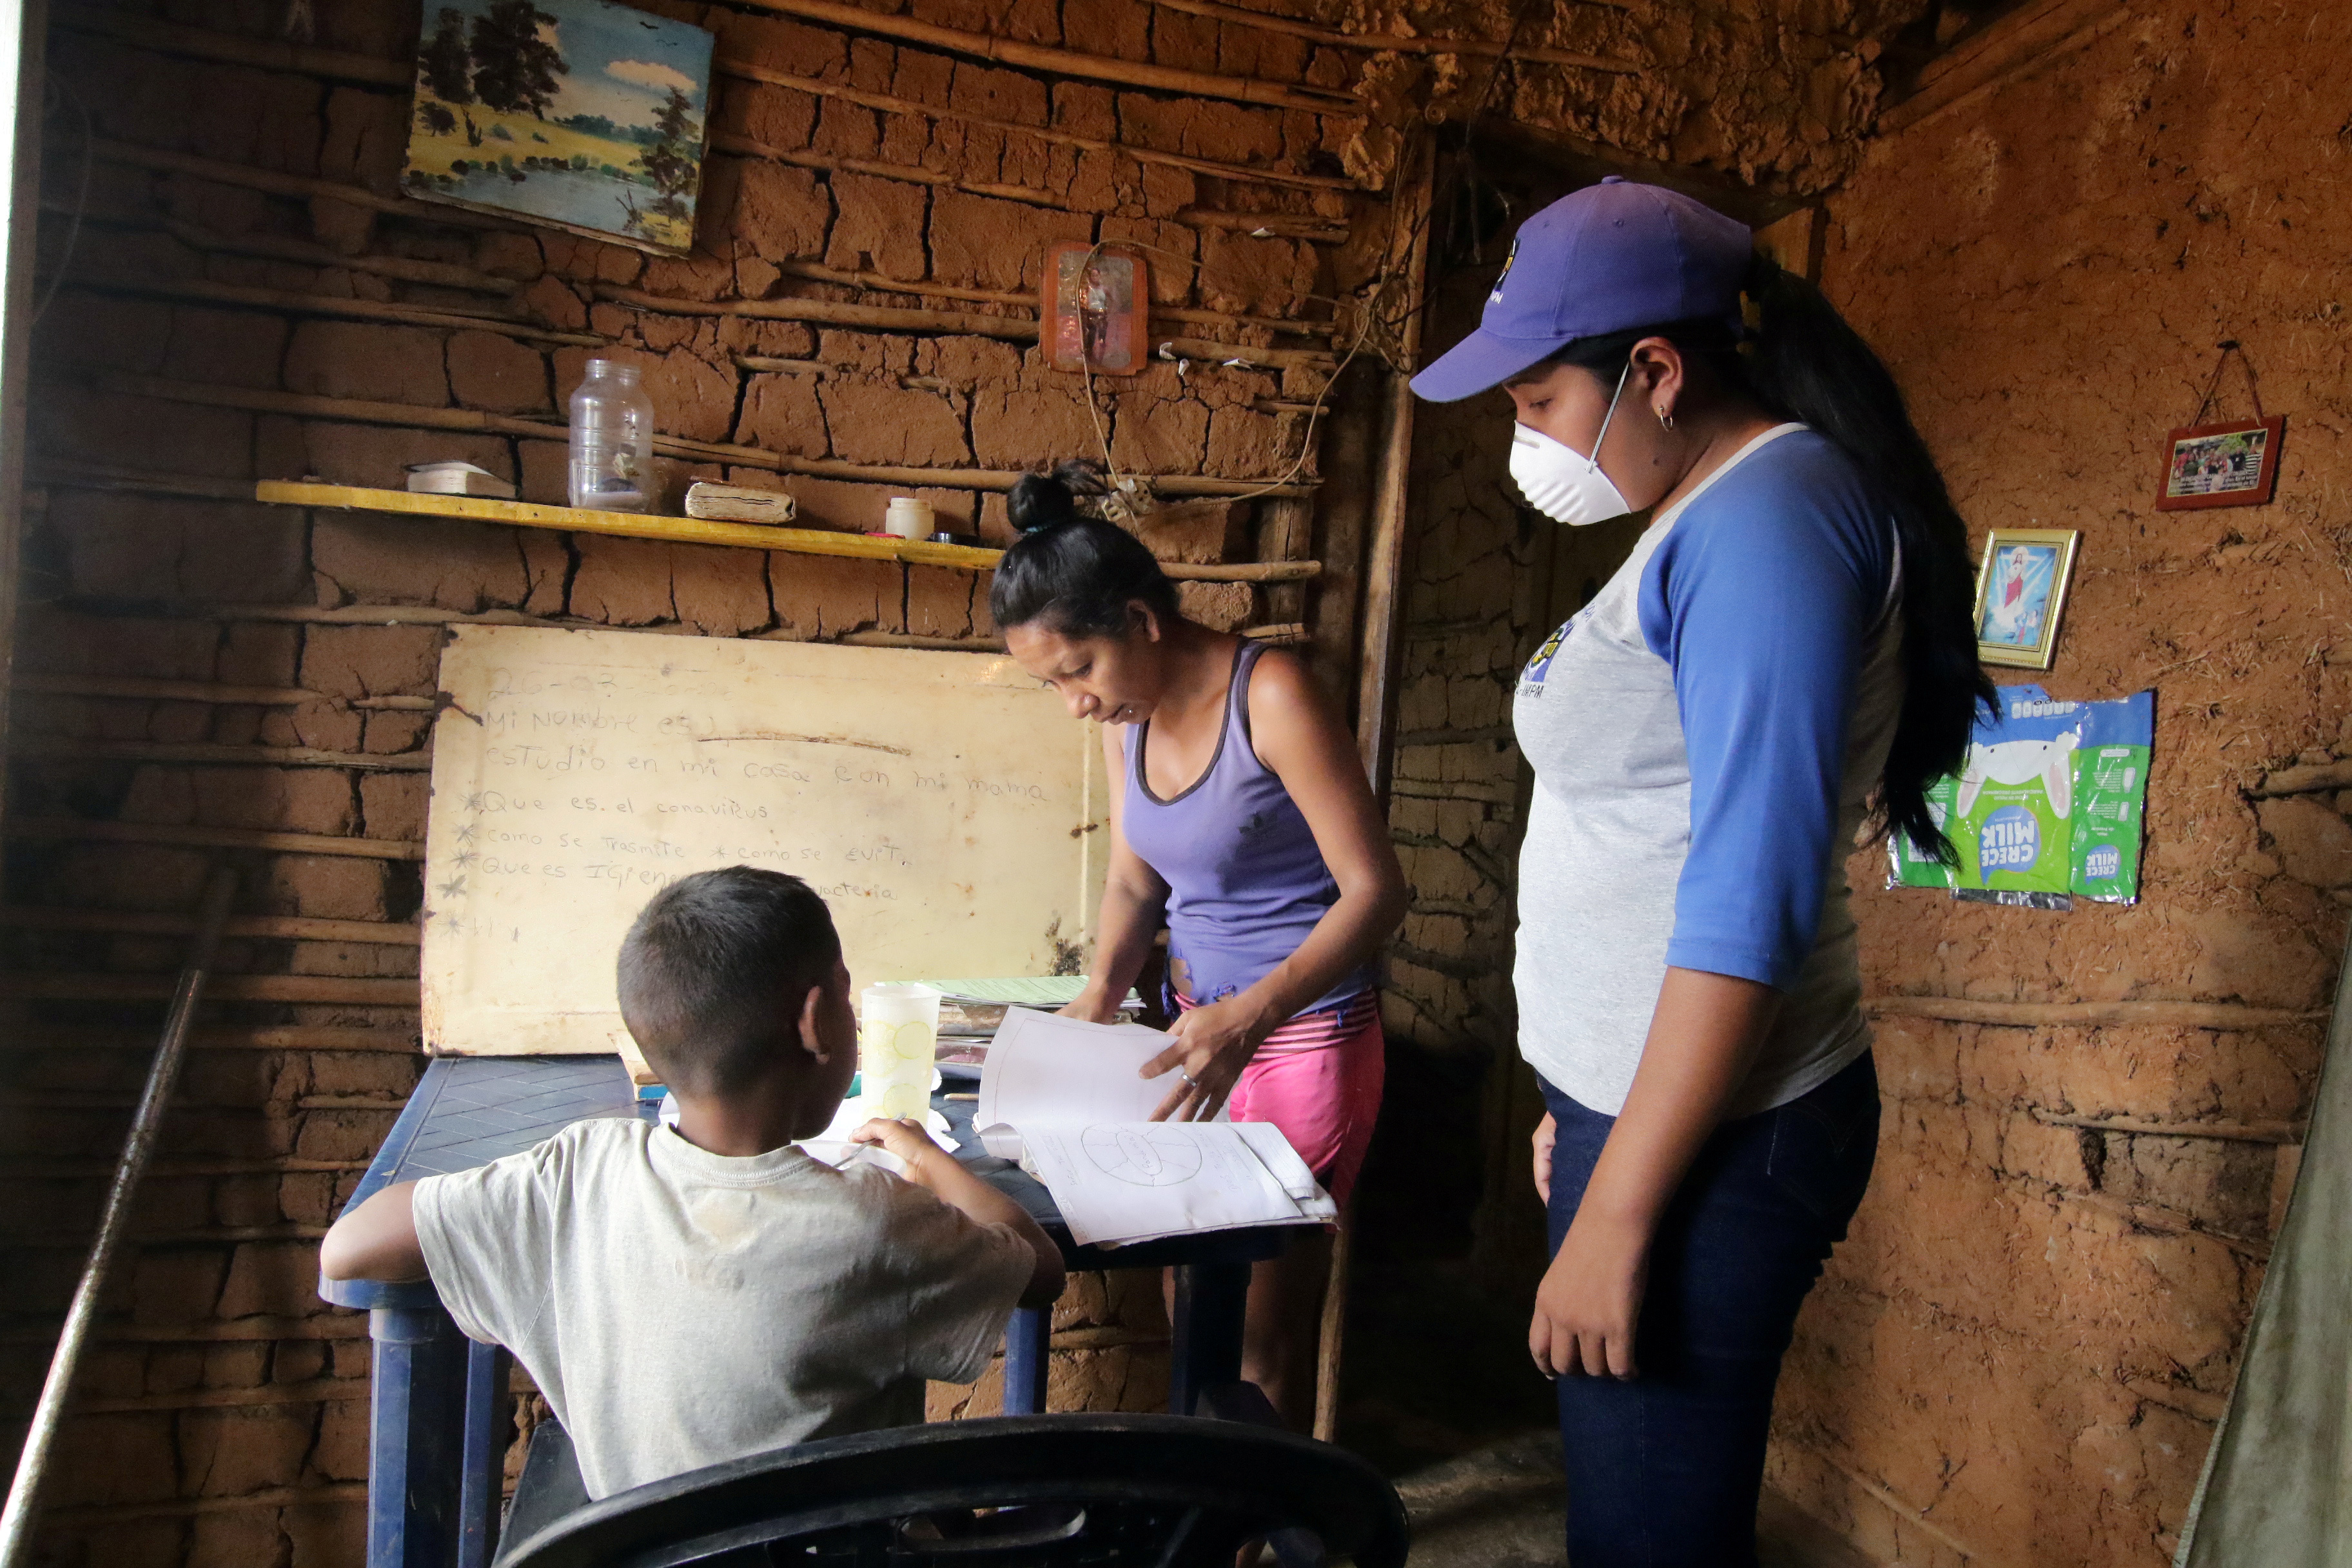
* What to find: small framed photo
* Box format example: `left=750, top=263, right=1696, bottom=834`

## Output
left=2155, top=416, right=2284, bottom=511
left=1043, top=242, right=1148, bottom=374
left=1973, top=528, right=2080, bottom=671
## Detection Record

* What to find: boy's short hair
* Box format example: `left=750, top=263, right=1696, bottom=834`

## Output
left=616, top=867, right=843, bottom=1095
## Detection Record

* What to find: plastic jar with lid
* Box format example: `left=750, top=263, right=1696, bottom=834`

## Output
left=567, top=358, right=655, bottom=512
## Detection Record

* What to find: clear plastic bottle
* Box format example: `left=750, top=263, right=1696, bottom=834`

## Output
left=567, top=358, right=654, bottom=512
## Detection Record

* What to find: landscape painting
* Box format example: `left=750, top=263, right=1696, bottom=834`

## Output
left=402, top=0, right=713, bottom=254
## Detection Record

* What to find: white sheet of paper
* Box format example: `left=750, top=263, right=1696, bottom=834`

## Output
left=976, top=1007, right=1178, bottom=1157
left=1021, top=1121, right=1313, bottom=1247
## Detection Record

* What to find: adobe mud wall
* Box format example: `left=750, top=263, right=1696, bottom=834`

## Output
left=0, top=1, right=1385, bottom=1560
left=1768, top=5, right=2352, bottom=1563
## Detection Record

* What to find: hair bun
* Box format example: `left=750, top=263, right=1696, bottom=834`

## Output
left=1006, top=471, right=1080, bottom=535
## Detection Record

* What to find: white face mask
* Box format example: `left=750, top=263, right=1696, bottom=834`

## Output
left=1509, top=362, right=1633, bottom=526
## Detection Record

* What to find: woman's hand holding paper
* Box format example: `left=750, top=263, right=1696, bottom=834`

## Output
left=1140, top=996, right=1262, bottom=1122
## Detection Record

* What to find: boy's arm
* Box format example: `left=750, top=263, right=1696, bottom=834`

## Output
left=318, top=1181, right=429, bottom=1282
left=852, top=1119, right=1065, bottom=1308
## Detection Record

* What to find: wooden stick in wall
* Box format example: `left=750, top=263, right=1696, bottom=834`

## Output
left=1146, top=0, right=1641, bottom=64
left=0, top=907, right=421, bottom=946
left=14, top=673, right=440, bottom=710
left=2029, top=1109, right=2305, bottom=1145
left=709, top=131, right=1075, bottom=213
left=5, top=817, right=424, bottom=861
left=55, top=206, right=519, bottom=295
left=1861, top=995, right=2326, bottom=1028
left=12, top=738, right=428, bottom=771
left=726, top=0, right=1362, bottom=116
left=90, top=141, right=518, bottom=233
left=0, top=974, right=418, bottom=1005
left=63, top=276, right=602, bottom=347
left=1175, top=208, right=1352, bottom=246
left=14, top=1024, right=421, bottom=1054
left=714, top=55, right=1365, bottom=195
left=594, top=282, right=1037, bottom=343
left=52, top=3, right=412, bottom=87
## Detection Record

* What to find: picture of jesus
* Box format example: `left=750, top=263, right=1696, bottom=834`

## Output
left=1972, top=528, right=2079, bottom=670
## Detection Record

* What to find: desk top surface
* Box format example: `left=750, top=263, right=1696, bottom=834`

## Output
left=320, top=1055, right=1290, bottom=1312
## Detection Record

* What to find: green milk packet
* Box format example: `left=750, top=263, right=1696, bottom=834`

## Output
left=1888, top=686, right=2153, bottom=906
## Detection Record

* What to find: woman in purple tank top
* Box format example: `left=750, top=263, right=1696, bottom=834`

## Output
left=994, top=465, right=1406, bottom=1429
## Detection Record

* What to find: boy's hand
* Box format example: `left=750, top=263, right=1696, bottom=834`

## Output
left=851, top=1117, right=945, bottom=1168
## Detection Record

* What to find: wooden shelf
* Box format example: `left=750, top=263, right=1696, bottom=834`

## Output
left=255, top=482, right=1005, bottom=571
left=253, top=483, right=1322, bottom=582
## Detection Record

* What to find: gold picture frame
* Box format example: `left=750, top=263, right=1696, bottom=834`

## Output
left=1972, top=528, right=2080, bottom=671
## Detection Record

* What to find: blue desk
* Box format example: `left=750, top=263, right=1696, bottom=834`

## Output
left=319, top=1056, right=1295, bottom=1568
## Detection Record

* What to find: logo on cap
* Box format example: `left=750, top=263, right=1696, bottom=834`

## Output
left=1488, top=238, right=1518, bottom=305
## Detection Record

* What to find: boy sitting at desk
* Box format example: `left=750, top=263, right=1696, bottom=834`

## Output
left=320, top=865, right=1065, bottom=1500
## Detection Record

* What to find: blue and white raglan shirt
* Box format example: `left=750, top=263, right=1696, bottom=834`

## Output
left=1513, top=424, right=1905, bottom=1117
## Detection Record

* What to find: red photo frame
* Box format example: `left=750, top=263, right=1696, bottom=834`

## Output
left=1043, top=242, right=1149, bottom=375
left=2154, top=415, right=2284, bottom=511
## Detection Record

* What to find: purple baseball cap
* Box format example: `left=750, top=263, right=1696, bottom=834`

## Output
left=1409, top=176, right=1755, bottom=404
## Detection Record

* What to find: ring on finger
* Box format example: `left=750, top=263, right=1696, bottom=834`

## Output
left=1179, top=1066, right=1199, bottom=1088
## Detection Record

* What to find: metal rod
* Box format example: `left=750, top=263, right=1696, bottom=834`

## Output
left=0, top=868, right=237, bottom=1568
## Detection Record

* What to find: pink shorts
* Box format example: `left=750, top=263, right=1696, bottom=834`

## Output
left=1187, top=995, right=1386, bottom=1207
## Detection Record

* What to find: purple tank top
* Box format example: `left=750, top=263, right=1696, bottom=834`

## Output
left=1119, top=642, right=1375, bottom=1015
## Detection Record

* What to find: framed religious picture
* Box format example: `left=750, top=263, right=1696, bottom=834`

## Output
left=1043, top=242, right=1150, bottom=374
left=2154, top=415, right=2286, bottom=511
left=401, top=0, right=714, bottom=255
left=1973, top=528, right=2081, bottom=671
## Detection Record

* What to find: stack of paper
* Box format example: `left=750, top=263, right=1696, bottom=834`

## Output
left=976, top=1009, right=1336, bottom=1246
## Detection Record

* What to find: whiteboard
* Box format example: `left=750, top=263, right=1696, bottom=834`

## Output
left=420, top=626, right=1108, bottom=1055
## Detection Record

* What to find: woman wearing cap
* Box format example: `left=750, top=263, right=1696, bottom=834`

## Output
left=992, top=466, right=1407, bottom=1429
left=1411, top=178, right=1992, bottom=1563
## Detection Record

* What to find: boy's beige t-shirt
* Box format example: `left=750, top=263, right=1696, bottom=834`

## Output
left=411, top=1117, right=1033, bottom=1500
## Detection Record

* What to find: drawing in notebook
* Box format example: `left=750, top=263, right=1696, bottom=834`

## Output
left=977, top=1008, right=1335, bottom=1246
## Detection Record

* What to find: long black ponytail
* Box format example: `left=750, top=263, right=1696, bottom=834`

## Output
left=1551, top=256, right=1994, bottom=863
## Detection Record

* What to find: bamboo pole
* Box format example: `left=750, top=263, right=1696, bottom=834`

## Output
left=1146, top=0, right=1641, bottom=63
left=0, top=1316, right=372, bottom=1344
left=68, top=1378, right=366, bottom=1416
left=52, top=3, right=411, bottom=86
left=1151, top=335, right=1339, bottom=372
left=42, top=1484, right=368, bottom=1525
left=0, top=907, right=420, bottom=946
left=0, top=974, right=418, bottom=1005
left=725, top=0, right=1362, bottom=115
left=61, top=275, right=602, bottom=346
left=13, top=737, right=431, bottom=770
left=4, top=816, right=424, bottom=861
left=0, top=872, right=235, bottom=1568
left=714, top=54, right=1363, bottom=194
left=732, top=353, right=828, bottom=377
left=1862, top=996, right=2326, bottom=1029
left=26, top=463, right=255, bottom=502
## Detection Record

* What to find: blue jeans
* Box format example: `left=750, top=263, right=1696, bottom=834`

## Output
left=1542, top=1051, right=1879, bottom=1567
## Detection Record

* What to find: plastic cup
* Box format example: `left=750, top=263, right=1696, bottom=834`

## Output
left=859, top=983, right=942, bottom=1119
left=883, top=496, right=934, bottom=540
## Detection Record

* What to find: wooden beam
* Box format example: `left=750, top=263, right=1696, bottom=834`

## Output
left=12, top=737, right=431, bottom=770
left=1877, top=0, right=2133, bottom=136
left=1864, top=996, right=2326, bottom=1030
left=725, top=0, right=1362, bottom=116
left=13, top=673, right=315, bottom=705
left=765, top=257, right=1338, bottom=340
left=0, top=907, right=420, bottom=946
left=709, top=128, right=1073, bottom=211
left=0, top=1315, right=371, bottom=1344
left=1354, top=144, right=1435, bottom=792
left=4, top=816, right=424, bottom=861
left=714, top=54, right=1363, bottom=194
left=594, top=280, right=1038, bottom=342
left=44, top=1484, right=368, bottom=1524
left=4, top=1024, right=420, bottom=1052
left=1175, top=207, right=1351, bottom=246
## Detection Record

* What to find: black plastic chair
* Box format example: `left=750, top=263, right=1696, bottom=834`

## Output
left=493, top=1405, right=1408, bottom=1568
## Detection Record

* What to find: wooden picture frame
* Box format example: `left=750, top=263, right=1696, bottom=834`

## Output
left=1973, top=527, right=2080, bottom=671
left=2155, top=415, right=2285, bottom=511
